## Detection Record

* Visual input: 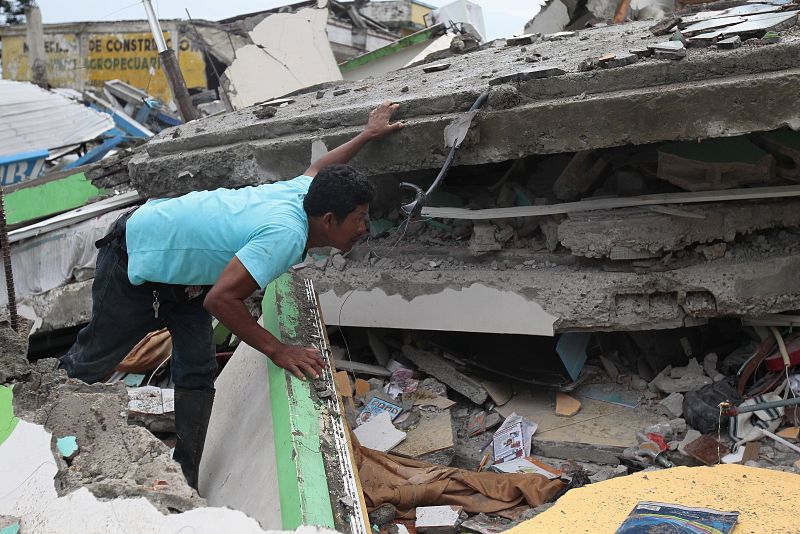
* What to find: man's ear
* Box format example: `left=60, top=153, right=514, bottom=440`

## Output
left=322, top=212, right=335, bottom=228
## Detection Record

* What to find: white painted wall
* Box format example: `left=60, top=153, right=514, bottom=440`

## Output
left=200, top=337, right=282, bottom=529
left=224, top=7, right=343, bottom=109
left=319, top=283, right=558, bottom=336
left=0, top=418, right=297, bottom=533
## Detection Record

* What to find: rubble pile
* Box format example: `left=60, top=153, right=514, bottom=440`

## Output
left=327, top=322, right=800, bottom=531
left=0, top=319, right=203, bottom=514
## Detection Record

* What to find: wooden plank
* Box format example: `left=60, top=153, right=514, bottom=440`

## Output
left=421, top=185, right=800, bottom=220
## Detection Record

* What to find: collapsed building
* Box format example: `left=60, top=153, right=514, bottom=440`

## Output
left=125, top=8, right=800, bottom=339
left=3, top=1, right=800, bottom=533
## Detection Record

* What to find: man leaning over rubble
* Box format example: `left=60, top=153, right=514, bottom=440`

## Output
left=59, top=101, right=404, bottom=490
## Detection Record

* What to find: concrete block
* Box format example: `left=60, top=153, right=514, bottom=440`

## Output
left=469, top=222, right=501, bottom=254
left=402, top=346, right=487, bottom=405
left=650, top=17, right=681, bottom=36
left=658, top=392, right=684, bottom=418
left=717, top=35, right=742, bottom=49
left=416, top=505, right=464, bottom=533
left=489, top=66, right=566, bottom=85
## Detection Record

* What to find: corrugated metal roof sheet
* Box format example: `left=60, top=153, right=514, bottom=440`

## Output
left=0, top=80, right=114, bottom=158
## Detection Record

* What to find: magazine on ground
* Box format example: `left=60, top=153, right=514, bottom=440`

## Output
left=616, top=501, right=739, bottom=534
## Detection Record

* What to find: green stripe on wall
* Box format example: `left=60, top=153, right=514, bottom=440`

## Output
left=263, top=273, right=335, bottom=529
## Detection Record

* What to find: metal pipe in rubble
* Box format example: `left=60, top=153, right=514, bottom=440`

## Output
left=400, top=89, right=491, bottom=217
left=0, top=188, right=18, bottom=332
left=142, top=0, right=198, bottom=122
left=721, top=396, right=800, bottom=416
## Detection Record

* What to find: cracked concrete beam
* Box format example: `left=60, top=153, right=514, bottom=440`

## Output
left=558, top=199, right=800, bottom=259
left=129, top=20, right=800, bottom=198
left=307, top=248, right=800, bottom=334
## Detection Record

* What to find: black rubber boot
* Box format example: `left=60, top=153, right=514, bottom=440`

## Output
left=172, top=388, right=215, bottom=490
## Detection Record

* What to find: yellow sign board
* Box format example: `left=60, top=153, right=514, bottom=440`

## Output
left=1, top=31, right=206, bottom=104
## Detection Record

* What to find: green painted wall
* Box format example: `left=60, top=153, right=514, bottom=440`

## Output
left=6, top=172, right=103, bottom=226
left=0, top=385, right=19, bottom=447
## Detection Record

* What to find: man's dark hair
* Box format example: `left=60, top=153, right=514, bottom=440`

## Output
left=304, top=164, right=375, bottom=221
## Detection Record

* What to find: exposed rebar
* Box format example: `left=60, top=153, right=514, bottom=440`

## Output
left=0, top=188, right=18, bottom=331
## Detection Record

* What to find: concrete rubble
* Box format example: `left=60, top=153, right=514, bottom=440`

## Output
left=121, top=9, right=800, bottom=335
left=4, top=0, right=800, bottom=532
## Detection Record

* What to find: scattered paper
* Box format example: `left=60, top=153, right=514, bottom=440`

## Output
left=357, top=397, right=402, bottom=426
left=491, top=457, right=561, bottom=479
left=491, top=412, right=537, bottom=464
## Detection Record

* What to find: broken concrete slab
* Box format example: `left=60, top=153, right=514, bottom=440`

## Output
left=314, top=240, right=800, bottom=333
left=353, top=411, right=406, bottom=452
left=392, top=410, right=454, bottom=459
left=552, top=150, right=610, bottom=200
left=497, top=389, right=658, bottom=448
left=416, top=505, right=464, bottom=533
left=222, top=6, right=342, bottom=109
left=130, top=18, right=800, bottom=199
left=650, top=364, right=712, bottom=394
left=469, top=222, right=501, bottom=254
left=658, top=137, right=776, bottom=191
left=402, top=346, right=488, bottom=405
left=557, top=198, right=800, bottom=259
left=658, top=392, right=684, bottom=418
left=488, top=66, right=566, bottom=86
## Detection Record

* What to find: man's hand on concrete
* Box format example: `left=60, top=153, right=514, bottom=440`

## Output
left=272, top=344, right=325, bottom=381
left=364, top=101, right=404, bottom=139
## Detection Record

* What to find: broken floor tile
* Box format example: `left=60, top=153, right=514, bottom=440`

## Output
left=649, top=40, right=686, bottom=51
left=423, top=63, right=451, bottom=73
left=722, top=11, right=799, bottom=37
left=488, top=66, right=566, bottom=86
left=601, top=52, right=638, bottom=69
left=56, top=435, right=79, bottom=460
left=682, top=16, right=746, bottom=36
left=650, top=16, right=682, bottom=36
left=654, top=48, right=687, bottom=60
left=392, top=410, right=454, bottom=458
left=353, top=411, right=406, bottom=452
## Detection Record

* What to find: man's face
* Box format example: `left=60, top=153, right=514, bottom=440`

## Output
left=328, top=204, right=369, bottom=252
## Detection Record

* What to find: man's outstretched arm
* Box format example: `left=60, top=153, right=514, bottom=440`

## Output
left=304, top=100, right=404, bottom=178
left=204, top=257, right=324, bottom=380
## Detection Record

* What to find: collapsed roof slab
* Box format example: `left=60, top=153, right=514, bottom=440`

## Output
left=558, top=198, right=800, bottom=259
left=130, top=21, right=800, bottom=197
left=307, top=243, right=800, bottom=334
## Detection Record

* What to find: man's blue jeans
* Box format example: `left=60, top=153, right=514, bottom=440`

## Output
left=59, top=216, right=217, bottom=391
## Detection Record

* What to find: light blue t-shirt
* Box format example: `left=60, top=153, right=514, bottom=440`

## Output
left=126, top=175, right=312, bottom=289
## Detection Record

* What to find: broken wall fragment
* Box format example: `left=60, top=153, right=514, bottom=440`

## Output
left=223, top=6, right=343, bottom=109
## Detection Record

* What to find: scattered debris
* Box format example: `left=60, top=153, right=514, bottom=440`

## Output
left=555, top=393, right=581, bottom=417
left=353, top=411, right=406, bottom=452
